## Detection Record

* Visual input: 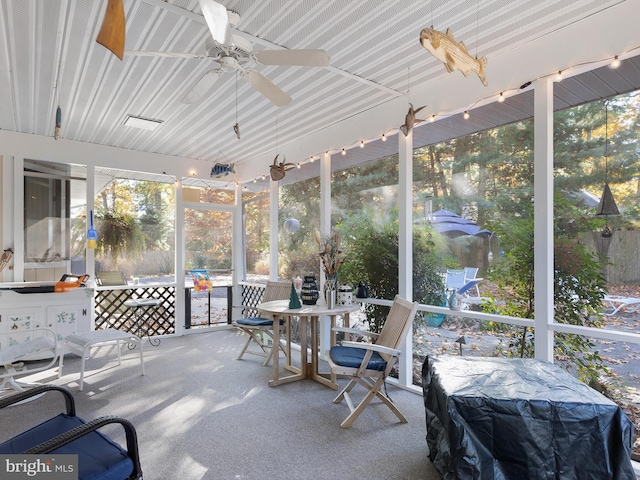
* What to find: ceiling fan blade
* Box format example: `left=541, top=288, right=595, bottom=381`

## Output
left=255, top=49, right=330, bottom=67
left=243, top=70, right=291, bottom=107
left=198, top=0, right=231, bottom=45
left=125, top=50, right=205, bottom=59
left=182, top=70, right=221, bottom=104
left=96, top=0, right=125, bottom=60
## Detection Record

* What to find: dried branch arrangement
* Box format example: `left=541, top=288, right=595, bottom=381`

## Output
left=315, top=230, right=344, bottom=275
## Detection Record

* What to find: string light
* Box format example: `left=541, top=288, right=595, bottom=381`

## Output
left=611, top=56, right=621, bottom=68
left=244, top=50, right=634, bottom=191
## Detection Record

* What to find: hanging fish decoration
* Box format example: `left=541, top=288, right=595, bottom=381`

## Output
left=270, top=154, right=295, bottom=181
left=210, top=163, right=235, bottom=178
left=400, top=103, right=427, bottom=136
left=419, top=27, right=488, bottom=86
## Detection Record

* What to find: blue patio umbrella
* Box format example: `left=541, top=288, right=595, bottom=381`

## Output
left=430, top=209, right=492, bottom=238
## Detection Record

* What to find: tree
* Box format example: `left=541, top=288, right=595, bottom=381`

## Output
left=339, top=208, right=446, bottom=333
left=94, top=182, right=145, bottom=269
left=485, top=205, right=609, bottom=386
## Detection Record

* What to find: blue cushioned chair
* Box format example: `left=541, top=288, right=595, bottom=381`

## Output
left=234, top=281, right=292, bottom=366
left=0, top=385, right=142, bottom=479
left=328, top=295, right=419, bottom=428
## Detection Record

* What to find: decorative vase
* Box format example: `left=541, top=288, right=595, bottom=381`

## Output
left=300, top=275, right=319, bottom=305
left=447, top=289, right=462, bottom=311
left=324, top=273, right=338, bottom=306
left=338, top=284, right=353, bottom=306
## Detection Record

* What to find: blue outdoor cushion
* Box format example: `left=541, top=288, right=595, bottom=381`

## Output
left=0, top=413, right=134, bottom=480
left=236, top=316, right=274, bottom=327
left=236, top=317, right=285, bottom=327
left=330, top=345, right=387, bottom=371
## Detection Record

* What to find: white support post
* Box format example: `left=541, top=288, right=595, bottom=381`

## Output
left=232, top=183, right=244, bottom=320
left=1, top=156, right=14, bottom=282
left=319, top=151, right=332, bottom=359
left=85, top=165, right=95, bottom=287
left=85, top=165, right=96, bottom=328
left=12, top=156, right=24, bottom=281
left=397, top=130, right=413, bottom=386
left=269, top=179, right=279, bottom=281
left=175, top=179, right=186, bottom=336
left=533, top=77, right=555, bottom=361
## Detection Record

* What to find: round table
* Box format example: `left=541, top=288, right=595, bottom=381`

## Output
left=256, top=300, right=360, bottom=388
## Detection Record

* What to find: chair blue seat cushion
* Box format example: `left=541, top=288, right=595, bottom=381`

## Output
left=330, top=345, right=387, bottom=371
left=0, top=413, right=134, bottom=480
left=236, top=317, right=285, bottom=327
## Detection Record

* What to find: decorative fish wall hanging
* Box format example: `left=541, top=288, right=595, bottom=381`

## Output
left=211, top=163, right=235, bottom=178
left=400, top=103, right=427, bottom=136
left=419, top=27, right=488, bottom=86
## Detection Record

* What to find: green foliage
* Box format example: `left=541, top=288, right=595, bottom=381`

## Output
left=339, top=208, right=445, bottom=333
left=95, top=210, right=145, bottom=267
left=485, top=209, right=609, bottom=383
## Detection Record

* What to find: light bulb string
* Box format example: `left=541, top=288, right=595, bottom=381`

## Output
left=245, top=45, right=640, bottom=188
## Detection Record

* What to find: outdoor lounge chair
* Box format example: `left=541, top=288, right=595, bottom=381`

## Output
left=603, top=295, right=640, bottom=316
left=0, top=385, right=142, bottom=479
left=327, top=295, right=419, bottom=428
left=463, top=267, right=482, bottom=297
left=0, top=324, right=58, bottom=393
left=234, top=280, right=292, bottom=366
left=445, top=269, right=482, bottom=298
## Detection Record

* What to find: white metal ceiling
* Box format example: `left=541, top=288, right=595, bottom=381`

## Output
left=0, top=0, right=637, bottom=190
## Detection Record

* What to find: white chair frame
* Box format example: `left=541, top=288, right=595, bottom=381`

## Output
left=0, top=323, right=58, bottom=392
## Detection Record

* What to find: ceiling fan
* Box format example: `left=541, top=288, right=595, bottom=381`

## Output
left=126, top=0, right=330, bottom=106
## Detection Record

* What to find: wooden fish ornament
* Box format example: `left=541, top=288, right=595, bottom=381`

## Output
left=270, top=154, right=295, bottom=181
left=419, top=27, right=488, bottom=86
left=400, top=103, right=427, bottom=136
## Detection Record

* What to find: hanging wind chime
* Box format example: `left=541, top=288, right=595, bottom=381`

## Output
left=233, top=72, right=240, bottom=139
left=54, top=105, right=62, bottom=140
left=87, top=210, right=98, bottom=249
left=595, top=101, right=619, bottom=238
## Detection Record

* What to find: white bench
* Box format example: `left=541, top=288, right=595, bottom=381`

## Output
left=59, top=329, right=145, bottom=391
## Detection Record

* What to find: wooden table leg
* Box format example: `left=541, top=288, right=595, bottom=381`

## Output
left=269, top=313, right=305, bottom=387
left=310, top=315, right=339, bottom=390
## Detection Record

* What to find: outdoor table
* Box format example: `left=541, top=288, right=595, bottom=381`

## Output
left=257, top=300, right=360, bottom=389
left=124, top=298, right=162, bottom=347
left=422, top=356, right=635, bottom=480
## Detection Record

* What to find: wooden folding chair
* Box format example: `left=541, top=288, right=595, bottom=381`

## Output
left=234, top=281, right=292, bottom=366
left=328, top=295, right=419, bottom=428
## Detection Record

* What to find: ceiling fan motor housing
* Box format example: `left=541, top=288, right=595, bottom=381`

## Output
left=205, top=34, right=252, bottom=65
